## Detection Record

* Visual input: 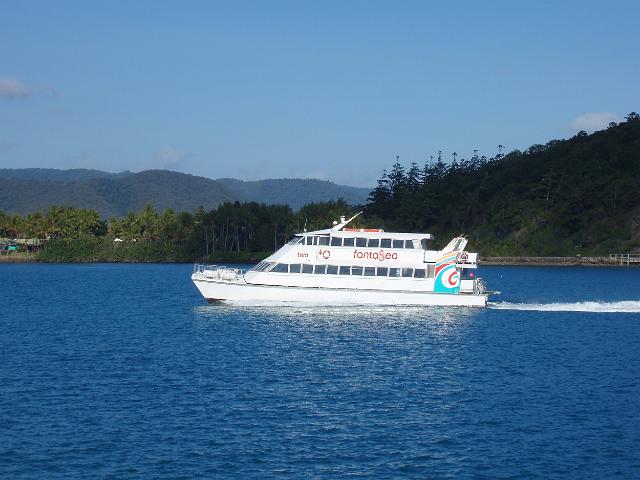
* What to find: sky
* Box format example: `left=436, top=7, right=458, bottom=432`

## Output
left=1, top=0, right=638, bottom=187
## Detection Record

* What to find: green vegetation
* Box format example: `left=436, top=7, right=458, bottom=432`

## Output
left=365, top=113, right=640, bottom=256
left=0, top=200, right=360, bottom=263
left=2, top=113, right=639, bottom=261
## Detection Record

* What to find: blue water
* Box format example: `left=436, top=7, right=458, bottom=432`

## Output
left=1, top=264, right=639, bottom=479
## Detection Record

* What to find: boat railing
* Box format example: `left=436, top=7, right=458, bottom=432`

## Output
left=192, top=262, right=248, bottom=281
left=473, top=277, right=487, bottom=295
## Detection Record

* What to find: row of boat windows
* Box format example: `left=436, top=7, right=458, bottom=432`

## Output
left=253, top=261, right=436, bottom=279
left=288, top=236, right=427, bottom=250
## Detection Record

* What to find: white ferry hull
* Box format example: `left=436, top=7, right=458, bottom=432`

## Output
left=192, top=276, right=488, bottom=307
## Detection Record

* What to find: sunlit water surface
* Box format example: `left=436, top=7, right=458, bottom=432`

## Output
left=1, top=264, right=639, bottom=478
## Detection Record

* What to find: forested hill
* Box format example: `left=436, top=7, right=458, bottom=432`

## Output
left=0, top=168, right=131, bottom=182
left=218, top=178, right=369, bottom=210
left=0, top=169, right=370, bottom=217
left=0, top=170, right=237, bottom=218
left=366, top=113, right=640, bottom=256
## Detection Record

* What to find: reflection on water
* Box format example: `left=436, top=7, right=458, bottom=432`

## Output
left=193, top=303, right=480, bottom=339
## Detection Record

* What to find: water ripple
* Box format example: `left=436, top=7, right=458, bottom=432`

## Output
left=1, top=264, right=639, bottom=478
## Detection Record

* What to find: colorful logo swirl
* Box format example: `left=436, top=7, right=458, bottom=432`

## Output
left=434, top=251, right=460, bottom=293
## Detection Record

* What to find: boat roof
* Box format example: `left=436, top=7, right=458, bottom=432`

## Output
left=298, top=229, right=433, bottom=240
left=295, top=212, right=434, bottom=240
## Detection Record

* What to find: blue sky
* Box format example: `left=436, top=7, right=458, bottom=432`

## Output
left=1, top=1, right=638, bottom=187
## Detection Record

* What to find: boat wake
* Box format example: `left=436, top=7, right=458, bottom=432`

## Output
left=489, top=300, right=640, bottom=313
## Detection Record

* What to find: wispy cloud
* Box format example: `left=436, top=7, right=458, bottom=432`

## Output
left=570, top=112, right=620, bottom=132
left=157, top=146, right=190, bottom=169
left=0, top=77, right=30, bottom=99
left=0, top=141, right=18, bottom=153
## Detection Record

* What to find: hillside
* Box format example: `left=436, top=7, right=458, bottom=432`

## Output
left=0, top=169, right=370, bottom=217
left=0, top=168, right=130, bottom=182
left=219, top=178, right=370, bottom=210
left=366, top=113, right=640, bottom=255
left=0, top=178, right=116, bottom=217
left=0, top=170, right=237, bottom=218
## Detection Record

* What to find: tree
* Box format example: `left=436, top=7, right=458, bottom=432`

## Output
left=387, top=155, right=407, bottom=198
left=406, top=162, right=421, bottom=193
left=626, top=112, right=639, bottom=122
left=368, top=169, right=391, bottom=204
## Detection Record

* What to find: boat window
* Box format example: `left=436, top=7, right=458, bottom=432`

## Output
left=404, top=240, right=415, bottom=249
left=421, top=239, right=429, bottom=250
left=381, top=239, right=392, bottom=248
left=264, top=263, right=277, bottom=272
left=305, top=236, right=313, bottom=245
left=389, top=268, right=400, bottom=277
left=318, top=237, right=330, bottom=246
left=326, top=265, right=338, bottom=275
left=339, top=266, right=350, bottom=275
left=356, top=237, right=367, bottom=247
left=289, top=263, right=302, bottom=274
left=302, top=264, right=314, bottom=274
left=414, top=269, right=426, bottom=279
left=314, top=264, right=327, bottom=274
left=393, top=239, right=404, bottom=249
left=330, top=237, right=342, bottom=247
left=364, top=267, right=375, bottom=276
left=402, top=268, right=414, bottom=277
left=251, top=261, right=268, bottom=271
left=426, top=264, right=435, bottom=278
left=274, top=263, right=289, bottom=273
left=377, top=267, right=388, bottom=277
left=367, top=238, right=380, bottom=248
left=351, top=266, right=363, bottom=276
left=287, top=237, right=302, bottom=245
left=343, top=238, right=355, bottom=247
left=461, top=268, right=476, bottom=280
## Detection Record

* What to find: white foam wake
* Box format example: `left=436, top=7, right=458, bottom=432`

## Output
left=489, top=300, right=640, bottom=313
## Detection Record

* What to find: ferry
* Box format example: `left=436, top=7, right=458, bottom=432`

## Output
left=192, top=213, right=489, bottom=307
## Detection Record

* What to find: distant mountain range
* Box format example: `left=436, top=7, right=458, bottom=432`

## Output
left=0, top=168, right=371, bottom=217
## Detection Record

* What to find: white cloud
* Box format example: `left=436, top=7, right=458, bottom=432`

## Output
left=157, top=146, right=190, bottom=169
left=570, top=112, right=620, bottom=132
left=0, top=77, right=30, bottom=99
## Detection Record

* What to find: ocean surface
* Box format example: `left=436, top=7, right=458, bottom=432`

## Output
left=1, top=264, right=639, bottom=479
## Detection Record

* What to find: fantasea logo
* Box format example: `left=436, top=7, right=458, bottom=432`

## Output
left=353, top=249, right=398, bottom=261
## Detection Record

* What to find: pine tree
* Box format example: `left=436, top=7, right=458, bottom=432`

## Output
left=407, top=162, right=421, bottom=192
left=368, top=169, right=391, bottom=204
left=388, top=155, right=407, bottom=198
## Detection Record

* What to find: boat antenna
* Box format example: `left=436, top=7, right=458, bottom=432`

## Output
left=332, top=211, right=362, bottom=231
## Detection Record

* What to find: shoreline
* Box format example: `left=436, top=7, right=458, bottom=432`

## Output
left=1, top=254, right=638, bottom=267
left=0, top=254, right=37, bottom=263
left=481, top=256, right=639, bottom=267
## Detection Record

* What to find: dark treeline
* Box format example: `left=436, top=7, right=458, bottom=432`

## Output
left=0, top=200, right=360, bottom=262
left=365, top=113, right=640, bottom=255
